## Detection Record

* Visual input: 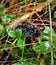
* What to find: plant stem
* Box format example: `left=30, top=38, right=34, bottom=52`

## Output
left=21, top=36, right=26, bottom=61
left=48, top=0, right=54, bottom=65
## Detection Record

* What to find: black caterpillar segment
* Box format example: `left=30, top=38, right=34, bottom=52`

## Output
left=14, top=21, right=44, bottom=37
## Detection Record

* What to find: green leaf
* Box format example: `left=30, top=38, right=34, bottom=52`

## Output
left=54, top=11, right=56, bottom=18
left=0, top=24, right=4, bottom=33
left=8, top=30, right=16, bottom=38
left=17, top=38, right=25, bottom=48
left=0, top=4, right=4, bottom=9
left=12, top=61, right=36, bottom=65
left=1, top=14, right=14, bottom=23
left=23, top=0, right=29, bottom=4
left=40, top=35, right=50, bottom=41
left=0, top=32, right=5, bottom=38
left=43, top=26, right=50, bottom=34
left=0, top=24, right=4, bottom=30
left=44, top=56, right=51, bottom=65
left=8, top=29, right=22, bottom=38
left=33, top=42, right=51, bottom=54
left=17, top=39, right=23, bottom=48
left=52, top=42, right=56, bottom=48
left=16, top=32, right=26, bottom=48
left=52, top=33, right=56, bottom=42
left=45, top=42, right=50, bottom=49
left=54, top=50, right=56, bottom=59
left=33, top=43, right=41, bottom=53
left=15, top=29, right=22, bottom=38
left=6, top=26, right=10, bottom=33
left=8, top=0, right=11, bottom=2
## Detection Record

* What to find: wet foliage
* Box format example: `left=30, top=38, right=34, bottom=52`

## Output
left=0, top=0, right=56, bottom=65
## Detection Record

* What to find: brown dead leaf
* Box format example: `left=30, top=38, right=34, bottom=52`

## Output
left=5, top=8, right=15, bottom=13
left=26, top=2, right=47, bottom=12
left=9, top=1, right=53, bottom=29
left=10, top=0, right=18, bottom=5
left=9, top=13, right=31, bottom=29
left=9, top=2, right=47, bottom=29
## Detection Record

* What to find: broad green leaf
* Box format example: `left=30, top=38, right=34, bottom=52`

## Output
left=8, top=29, right=22, bottom=38
left=17, top=38, right=25, bottom=48
left=8, top=30, right=16, bottom=38
left=6, top=26, right=10, bottom=33
left=45, top=42, right=51, bottom=49
left=0, top=24, right=4, bottom=31
left=0, top=4, right=4, bottom=9
left=40, top=42, right=50, bottom=54
left=54, top=11, right=56, bottom=18
left=40, top=35, right=50, bottom=41
left=52, top=33, right=56, bottom=42
left=33, top=43, right=41, bottom=53
left=33, top=42, right=50, bottom=54
left=0, top=32, right=5, bottom=38
left=15, top=29, right=22, bottom=38
left=1, top=14, right=14, bottom=23
left=43, top=26, right=50, bottom=34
